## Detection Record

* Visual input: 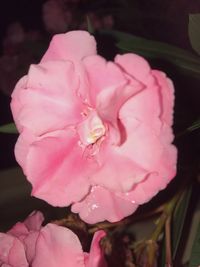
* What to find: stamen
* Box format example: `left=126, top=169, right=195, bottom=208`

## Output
left=77, top=110, right=106, bottom=146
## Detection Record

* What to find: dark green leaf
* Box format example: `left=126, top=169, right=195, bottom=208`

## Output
left=86, top=16, right=94, bottom=34
left=189, top=218, right=200, bottom=267
left=0, top=123, right=18, bottom=134
left=172, top=187, right=192, bottom=259
left=160, top=234, right=166, bottom=267
left=176, top=118, right=200, bottom=138
left=187, top=118, right=200, bottom=132
left=101, top=30, right=200, bottom=77
left=189, top=14, right=200, bottom=56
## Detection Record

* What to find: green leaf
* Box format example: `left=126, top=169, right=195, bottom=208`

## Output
left=86, top=16, right=94, bottom=34
left=187, top=118, right=200, bottom=132
left=176, top=118, right=200, bottom=138
left=160, top=234, right=166, bottom=267
left=189, top=219, right=200, bottom=267
left=172, top=187, right=192, bottom=259
left=189, top=14, right=200, bottom=56
left=0, top=123, right=18, bottom=134
left=101, top=30, right=200, bottom=78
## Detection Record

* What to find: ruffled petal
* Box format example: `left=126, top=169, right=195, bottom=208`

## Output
left=85, top=230, right=107, bottom=267
left=119, top=159, right=176, bottom=205
left=23, top=211, right=44, bottom=231
left=83, top=55, right=127, bottom=105
left=118, top=91, right=177, bottom=197
left=32, top=224, right=85, bottom=267
left=11, top=61, right=83, bottom=136
left=152, top=70, right=175, bottom=127
left=10, top=76, right=28, bottom=133
left=96, top=83, right=143, bottom=144
left=72, top=186, right=138, bottom=224
left=119, top=75, right=161, bottom=133
left=6, top=212, right=44, bottom=264
left=14, top=130, right=36, bottom=175
left=8, top=223, right=29, bottom=239
left=119, top=121, right=164, bottom=170
left=41, top=31, right=96, bottom=62
left=26, top=129, right=95, bottom=206
left=0, top=233, right=28, bottom=267
left=117, top=126, right=177, bottom=205
left=91, top=141, right=148, bottom=192
left=115, top=53, right=151, bottom=83
left=23, top=232, right=39, bottom=264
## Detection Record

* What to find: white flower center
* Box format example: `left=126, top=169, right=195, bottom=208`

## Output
left=77, top=110, right=106, bottom=146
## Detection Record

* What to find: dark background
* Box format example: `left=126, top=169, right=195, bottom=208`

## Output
left=0, top=0, right=45, bottom=41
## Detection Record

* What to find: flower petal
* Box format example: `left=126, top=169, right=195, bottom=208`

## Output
left=96, top=83, right=143, bottom=144
left=23, top=232, right=39, bottom=264
left=83, top=55, right=127, bottom=105
left=119, top=110, right=177, bottom=179
left=26, top=129, right=95, bottom=206
left=120, top=158, right=176, bottom=205
left=10, top=76, right=28, bottom=133
left=14, top=130, right=36, bottom=175
left=91, top=142, right=148, bottom=192
left=41, top=31, right=96, bottom=62
left=0, top=234, right=28, bottom=267
left=23, top=211, right=44, bottom=231
left=6, top=212, right=44, bottom=264
left=119, top=75, right=161, bottom=133
left=117, top=124, right=177, bottom=205
left=115, top=53, right=151, bottom=83
left=84, top=55, right=144, bottom=130
left=72, top=186, right=138, bottom=223
left=152, top=70, right=175, bottom=126
left=119, top=121, right=164, bottom=170
left=85, top=230, right=107, bottom=267
left=32, top=224, right=85, bottom=267
left=7, top=223, right=28, bottom=239
left=11, top=61, right=83, bottom=136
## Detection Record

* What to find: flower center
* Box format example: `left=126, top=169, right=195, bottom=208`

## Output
left=77, top=110, right=106, bottom=146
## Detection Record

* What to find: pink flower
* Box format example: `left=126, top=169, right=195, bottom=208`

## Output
left=11, top=31, right=177, bottom=223
left=0, top=211, right=107, bottom=267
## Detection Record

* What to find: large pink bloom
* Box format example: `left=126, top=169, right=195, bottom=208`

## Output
left=11, top=31, right=177, bottom=223
left=0, top=211, right=107, bottom=267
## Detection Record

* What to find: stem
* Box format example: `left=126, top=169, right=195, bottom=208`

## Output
left=88, top=220, right=127, bottom=234
left=165, top=216, right=172, bottom=266
left=151, top=192, right=180, bottom=242
left=52, top=214, right=87, bottom=232
left=143, top=193, right=182, bottom=267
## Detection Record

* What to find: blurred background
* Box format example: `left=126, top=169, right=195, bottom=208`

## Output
left=0, top=1, right=199, bottom=265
